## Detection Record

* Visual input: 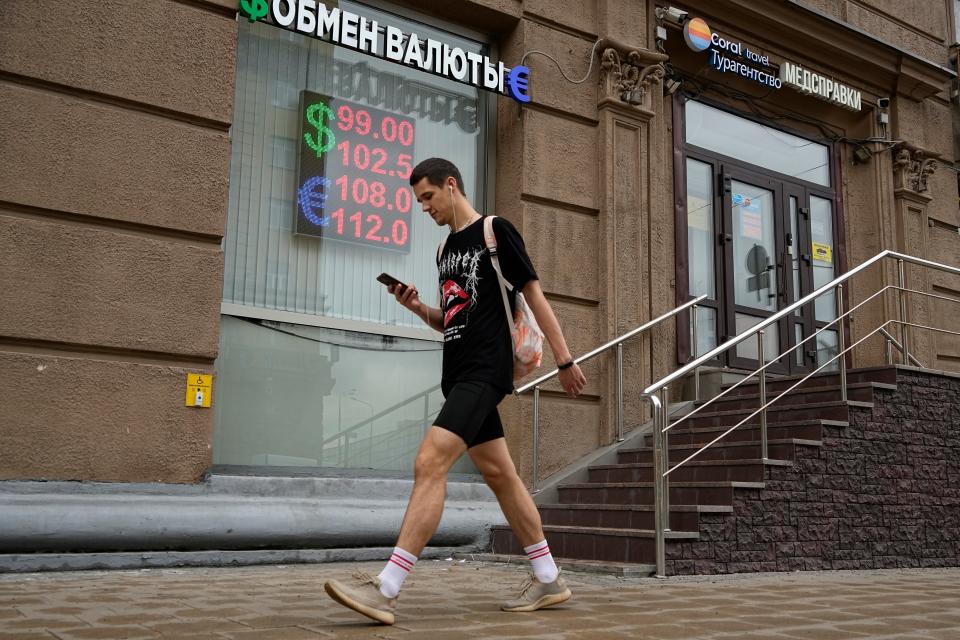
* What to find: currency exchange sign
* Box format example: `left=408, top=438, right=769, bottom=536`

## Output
left=295, top=91, right=416, bottom=253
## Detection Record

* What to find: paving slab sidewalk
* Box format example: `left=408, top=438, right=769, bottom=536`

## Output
left=1, top=560, right=958, bottom=639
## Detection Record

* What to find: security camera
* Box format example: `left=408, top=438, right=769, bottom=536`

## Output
left=656, top=6, right=689, bottom=25
left=877, top=97, right=891, bottom=109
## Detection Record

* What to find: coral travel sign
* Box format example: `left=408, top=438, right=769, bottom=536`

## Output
left=238, top=0, right=531, bottom=103
left=684, top=17, right=781, bottom=89
left=683, top=16, right=862, bottom=112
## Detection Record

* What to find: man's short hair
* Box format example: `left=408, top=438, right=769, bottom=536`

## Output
left=409, top=158, right=466, bottom=195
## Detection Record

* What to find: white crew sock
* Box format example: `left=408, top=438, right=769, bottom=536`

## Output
left=524, top=540, right=559, bottom=583
left=377, top=547, right=417, bottom=598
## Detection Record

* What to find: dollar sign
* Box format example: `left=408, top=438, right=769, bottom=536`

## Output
left=239, top=0, right=268, bottom=23
left=304, top=102, right=336, bottom=157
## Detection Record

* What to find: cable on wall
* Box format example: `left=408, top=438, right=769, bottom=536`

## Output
left=520, top=39, right=604, bottom=85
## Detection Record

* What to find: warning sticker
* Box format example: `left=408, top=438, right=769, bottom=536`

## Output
left=812, top=242, right=832, bottom=263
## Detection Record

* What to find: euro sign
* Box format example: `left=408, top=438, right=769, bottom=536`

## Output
left=304, top=102, right=336, bottom=157
left=298, top=176, right=331, bottom=228
left=506, top=65, right=531, bottom=104
left=239, top=0, right=268, bottom=22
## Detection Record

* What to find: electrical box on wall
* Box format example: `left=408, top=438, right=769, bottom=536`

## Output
left=185, top=373, right=213, bottom=408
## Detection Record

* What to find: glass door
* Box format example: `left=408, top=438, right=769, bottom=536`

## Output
left=721, top=168, right=789, bottom=372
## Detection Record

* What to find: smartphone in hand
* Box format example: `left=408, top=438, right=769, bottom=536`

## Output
left=376, top=273, right=407, bottom=294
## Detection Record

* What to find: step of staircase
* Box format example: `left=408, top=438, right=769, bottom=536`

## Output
left=557, top=481, right=766, bottom=506
left=617, top=438, right=822, bottom=463
left=537, top=503, right=732, bottom=531
left=677, top=400, right=870, bottom=429
left=587, top=458, right=792, bottom=484
left=720, top=366, right=898, bottom=396
left=640, top=419, right=844, bottom=446
left=491, top=524, right=698, bottom=564
left=457, top=552, right=655, bottom=577
left=704, top=382, right=891, bottom=411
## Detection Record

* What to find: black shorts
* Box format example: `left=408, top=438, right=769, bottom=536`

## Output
left=435, top=381, right=506, bottom=448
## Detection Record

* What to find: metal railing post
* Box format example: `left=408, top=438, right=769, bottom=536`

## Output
left=616, top=342, right=624, bottom=442
left=651, top=394, right=666, bottom=578
left=532, top=386, right=541, bottom=494
left=886, top=338, right=894, bottom=365
left=898, top=259, right=909, bottom=365
left=836, top=284, right=847, bottom=401
left=691, top=304, right=700, bottom=402
left=659, top=386, right=670, bottom=533
left=757, top=330, right=768, bottom=460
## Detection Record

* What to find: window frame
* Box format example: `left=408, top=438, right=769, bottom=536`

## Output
left=222, top=0, right=499, bottom=343
left=674, top=94, right=849, bottom=370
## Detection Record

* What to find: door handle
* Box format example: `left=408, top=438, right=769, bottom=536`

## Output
left=719, top=233, right=732, bottom=244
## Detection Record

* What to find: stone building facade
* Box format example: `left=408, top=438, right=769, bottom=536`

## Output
left=1, top=0, right=957, bottom=492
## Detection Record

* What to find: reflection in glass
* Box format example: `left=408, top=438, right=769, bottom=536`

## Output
left=795, top=323, right=805, bottom=367
left=687, top=159, right=715, bottom=298
left=732, top=181, right=777, bottom=312
left=686, top=101, right=830, bottom=186
left=810, top=195, right=836, bottom=321
left=692, top=306, right=717, bottom=358
left=734, top=313, right=781, bottom=362
left=214, top=316, right=478, bottom=474
left=817, top=329, right=840, bottom=372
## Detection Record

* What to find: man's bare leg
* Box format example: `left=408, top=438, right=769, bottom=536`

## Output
left=467, top=437, right=544, bottom=547
left=323, top=426, right=467, bottom=624
left=469, top=437, right=570, bottom=611
left=395, top=426, right=468, bottom=555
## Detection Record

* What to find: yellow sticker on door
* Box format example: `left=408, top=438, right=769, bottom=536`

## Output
left=812, top=242, right=832, bottom=263
left=186, top=373, right=212, bottom=408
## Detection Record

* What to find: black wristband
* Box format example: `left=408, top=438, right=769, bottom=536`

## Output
left=558, top=360, right=575, bottom=370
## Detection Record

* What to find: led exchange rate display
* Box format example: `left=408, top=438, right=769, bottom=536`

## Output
left=296, top=91, right=416, bottom=252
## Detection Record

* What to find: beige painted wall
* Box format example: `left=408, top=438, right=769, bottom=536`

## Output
left=0, top=0, right=237, bottom=483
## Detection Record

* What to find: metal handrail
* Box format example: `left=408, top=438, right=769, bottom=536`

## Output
left=879, top=327, right=923, bottom=367
left=641, top=250, right=960, bottom=396
left=321, top=383, right=441, bottom=448
left=515, top=294, right=708, bottom=493
left=641, top=250, right=959, bottom=577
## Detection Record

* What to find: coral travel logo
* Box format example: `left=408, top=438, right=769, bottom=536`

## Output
left=683, top=17, right=712, bottom=52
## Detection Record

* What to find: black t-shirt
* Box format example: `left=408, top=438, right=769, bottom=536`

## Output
left=437, top=215, right=538, bottom=393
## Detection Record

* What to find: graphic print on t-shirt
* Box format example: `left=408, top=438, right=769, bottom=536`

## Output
left=438, top=247, right=486, bottom=342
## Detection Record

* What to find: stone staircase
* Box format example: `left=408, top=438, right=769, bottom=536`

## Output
left=490, top=366, right=901, bottom=574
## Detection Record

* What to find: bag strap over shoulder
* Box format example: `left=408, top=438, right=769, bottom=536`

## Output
left=483, top=216, right=514, bottom=292
left=484, top=216, right=517, bottom=338
left=436, top=236, right=448, bottom=264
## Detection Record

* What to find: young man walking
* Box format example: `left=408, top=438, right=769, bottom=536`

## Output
left=324, top=158, right=587, bottom=625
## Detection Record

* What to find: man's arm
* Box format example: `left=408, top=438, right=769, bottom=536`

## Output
left=391, top=285, right=444, bottom=333
left=521, top=279, right=587, bottom=397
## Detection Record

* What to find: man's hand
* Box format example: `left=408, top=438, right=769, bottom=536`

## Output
left=558, top=362, right=586, bottom=397
left=388, top=283, right=421, bottom=314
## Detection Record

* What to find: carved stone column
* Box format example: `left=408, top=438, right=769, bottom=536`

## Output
left=596, top=39, right=670, bottom=436
left=891, top=143, right=940, bottom=366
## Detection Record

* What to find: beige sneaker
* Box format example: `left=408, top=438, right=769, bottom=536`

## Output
left=324, top=571, right=397, bottom=625
left=501, top=571, right=572, bottom=612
